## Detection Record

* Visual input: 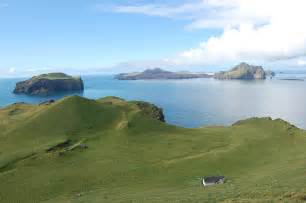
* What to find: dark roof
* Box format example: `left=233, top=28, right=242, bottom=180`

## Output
left=203, top=176, right=224, bottom=183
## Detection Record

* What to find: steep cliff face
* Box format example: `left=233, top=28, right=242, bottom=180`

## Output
left=130, top=101, right=165, bottom=122
left=13, top=73, right=84, bottom=96
left=214, top=63, right=266, bottom=80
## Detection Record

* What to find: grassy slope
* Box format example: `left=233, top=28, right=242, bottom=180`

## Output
left=0, top=96, right=306, bottom=202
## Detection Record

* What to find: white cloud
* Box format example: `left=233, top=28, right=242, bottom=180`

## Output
left=106, top=0, right=270, bottom=30
left=105, top=0, right=306, bottom=68
left=8, top=68, right=15, bottom=73
left=297, top=59, right=306, bottom=66
left=109, top=1, right=208, bottom=19
left=175, top=22, right=306, bottom=66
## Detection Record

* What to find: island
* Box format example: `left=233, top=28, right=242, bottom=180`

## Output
left=214, top=62, right=269, bottom=80
left=13, top=73, right=84, bottom=96
left=0, top=95, right=304, bottom=202
left=115, top=68, right=212, bottom=80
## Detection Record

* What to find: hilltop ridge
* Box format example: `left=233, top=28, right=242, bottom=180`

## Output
left=1, top=96, right=306, bottom=202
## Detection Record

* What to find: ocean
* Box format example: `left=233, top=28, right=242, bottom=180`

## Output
left=1, top=72, right=306, bottom=128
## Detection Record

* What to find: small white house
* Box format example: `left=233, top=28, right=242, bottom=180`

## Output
left=202, top=176, right=225, bottom=187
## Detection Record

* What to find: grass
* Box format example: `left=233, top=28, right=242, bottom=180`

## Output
left=0, top=96, right=306, bottom=202
left=32, top=72, right=81, bottom=80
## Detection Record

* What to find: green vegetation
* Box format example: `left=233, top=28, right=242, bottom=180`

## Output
left=32, top=73, right=80, bottom=80
left=214, top=62, right=266, bottom=80
left=115, top=68, right=211, bottom=80
left=1, top=96, right=306, bottom=202
left=13, top=73, right=84, bottom=95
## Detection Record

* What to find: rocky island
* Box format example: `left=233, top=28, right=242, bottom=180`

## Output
left=115, top=68, right=212, bottom=80
left=13, top=73, right=84, bottom=96
left=214, top=62, right=271, bottom=80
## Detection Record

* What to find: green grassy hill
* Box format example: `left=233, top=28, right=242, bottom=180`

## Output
left=1, top=96, right=306, bottom=202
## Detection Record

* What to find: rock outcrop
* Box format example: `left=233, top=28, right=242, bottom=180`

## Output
left=14, top=73, right=84, bottom=96
left=214, top=63, right=267, bottom=80
left=115, top=68, right=212, bottom=80
left=130, top=101, right=165, bottom=122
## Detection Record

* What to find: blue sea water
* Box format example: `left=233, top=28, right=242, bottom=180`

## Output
left=1, top=73, right=306, bottom=129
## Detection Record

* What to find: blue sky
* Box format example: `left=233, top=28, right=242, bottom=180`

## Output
left=1, top=0, right=306, bottom=76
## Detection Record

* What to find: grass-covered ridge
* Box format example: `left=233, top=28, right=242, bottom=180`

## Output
left=1, top=96, right=306, bottom=202
left=32, top=72, right=81, bottom=80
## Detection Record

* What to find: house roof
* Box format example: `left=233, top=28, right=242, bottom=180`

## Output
left=203, top=176, right=224, bottom=183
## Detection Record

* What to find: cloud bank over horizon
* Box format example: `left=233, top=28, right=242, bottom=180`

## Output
left=104, top=0, right=306, bottom=69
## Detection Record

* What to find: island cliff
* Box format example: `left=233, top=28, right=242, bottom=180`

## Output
left=13, top=73, right=84, bottom=96
left=214, top=62, right=268, bottom=80
left=115, top=68, right=212, bottom=80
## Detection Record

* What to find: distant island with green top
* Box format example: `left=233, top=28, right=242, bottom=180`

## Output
left=214, top=62, right=274, bottom=80
left=13, top=73, right=84, bottom=96
left=115, top=68, right=212, bottom=80
left=13, top=63, right=277, bottom=97
left=115, top=63, right=275, bottom=81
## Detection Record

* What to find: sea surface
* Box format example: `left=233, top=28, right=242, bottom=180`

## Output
left=1, top=72, right=306, bottom=129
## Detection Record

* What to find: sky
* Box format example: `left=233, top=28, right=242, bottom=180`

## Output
left=1, top=0, right=306, bottom=77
